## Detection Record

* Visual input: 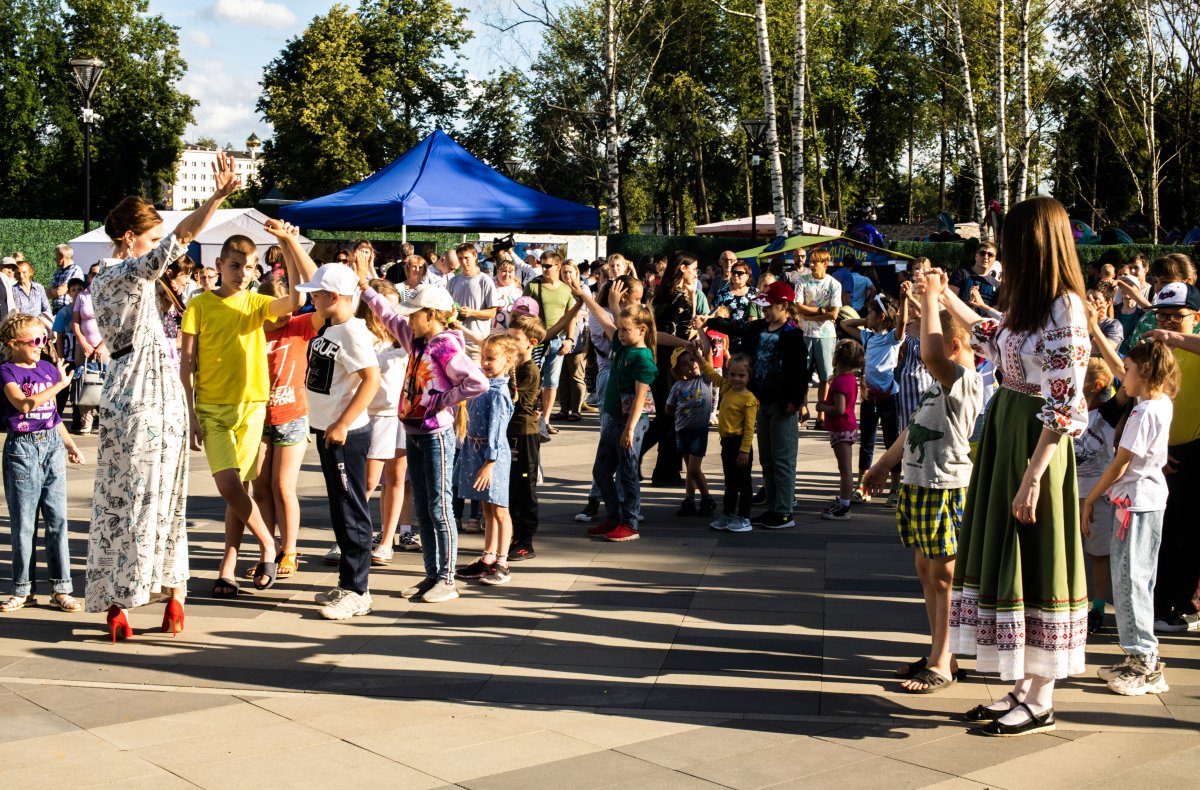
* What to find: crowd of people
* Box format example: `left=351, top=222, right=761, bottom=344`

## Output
left=0, top=159, right=1197, bottom=737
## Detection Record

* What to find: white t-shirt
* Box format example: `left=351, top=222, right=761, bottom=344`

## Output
left=369, top=341, right=409, bottom=415
left=797, top=274, right=842, bottom=338
left=1109, top=396, right=1173, bottom=512
left=305, top=317, right=379, bottom=431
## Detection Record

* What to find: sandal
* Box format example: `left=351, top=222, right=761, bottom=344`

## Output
left=252, top=561, right=278, bottom=591
left=963, top=692, right=1020, bottom=723
left=51, top=593, right=82, bottom=613
left=546, top=425, right=560, bottom=434
left=979, top=703, right=1055, bottom=737
left=900, top=667, right=956, bottom=694
left=0, top=595, right=29, bottom=613
left=212, top=578, right=240, bottom=598
left=277, top=553, right=298, bottom=579
left=894, top=657, right=927, bottom=679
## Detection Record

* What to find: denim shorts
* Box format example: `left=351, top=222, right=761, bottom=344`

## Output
left=675, top=425, right=710, bottom=458
left=262, top=414, right=309, bottom=447
left=805, top=336, right=835, bottom=381
left=540, top=337, right=564, bottom=389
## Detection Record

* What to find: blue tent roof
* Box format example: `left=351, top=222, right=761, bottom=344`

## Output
left=279, top=130, right=600, bottom=232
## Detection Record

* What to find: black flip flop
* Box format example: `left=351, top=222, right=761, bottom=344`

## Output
left=901, top=667, right=956, bottom=694
left=252, top=561, right=278, bottom=591
left=895, top=657, right=927, bottom=679
left=212, top=577, right=240, bottom=598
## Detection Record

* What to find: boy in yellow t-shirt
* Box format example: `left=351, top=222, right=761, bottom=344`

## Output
left=181, top=234, right=306, bottom=596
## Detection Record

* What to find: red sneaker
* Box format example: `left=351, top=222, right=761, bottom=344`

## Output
left=587, top=518, right=617, bottom=536
left=604, top=523, right=640, bottom=542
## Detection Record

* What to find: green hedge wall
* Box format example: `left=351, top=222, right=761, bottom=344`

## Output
left=606, top=233, right=749, bottom=266
left=890, top=240, right=1196, bottom=271
left=0, top=219, right=83, bottom=284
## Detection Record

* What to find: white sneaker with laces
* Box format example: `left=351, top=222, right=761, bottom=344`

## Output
left=323, top=544, right=341, bottom=566
left=371, top=545, right=393, bottom=565
left=319, top=589, right=372, bottom=620
left=397, top=530, right=420, bottom=551
left=709, top=514, right=731, bottom=531
left=1096, top=655, right=1137, bottom=682
left=726, top=517, right=753, bottom=533
left=419, top=580, right=459, bottom=603
left=1107, top=661, right=1169, bottom=696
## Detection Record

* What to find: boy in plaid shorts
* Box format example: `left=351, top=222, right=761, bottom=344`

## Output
left=863, top=279, right=982, bottom=694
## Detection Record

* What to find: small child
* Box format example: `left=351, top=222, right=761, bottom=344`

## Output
left=0, top=314, right=86, bottom=613
left=841, top=294, right=904, bottom=506
left=1085, top=340, right=1179, bottom=696
left=455, top=334, right=518, bottom=586
left=359, top=279, right=412, bottom=565
left=505, top=314, right=546, bottom=561
left=1074, top=358, right=1127, bottom=635
left=819, top=340, right=864, bottom=520
left=298, top=264, right=381, bottom=619
left=699, top=349, right=759, bottom=532
left=863, top=298, right=982, bottom=693
left=666, top=347, right=715, bottom=517
left=360, top=281, right=488, bottom=602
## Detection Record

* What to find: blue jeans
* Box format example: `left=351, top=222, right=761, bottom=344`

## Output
left=4, top=430, right=72, bottom=596
left=407, top=428, right=458, bottom=582
left=757, top=402, right=798, bottom=515
left=587, top=368, right=612, bottom=501
left=1111, top=509, right=1163, bottom=661
left=593, top=414, right=648, bottom=524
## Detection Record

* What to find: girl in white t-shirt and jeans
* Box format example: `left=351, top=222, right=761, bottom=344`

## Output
left=1083, top=339, right=1179, bottom=697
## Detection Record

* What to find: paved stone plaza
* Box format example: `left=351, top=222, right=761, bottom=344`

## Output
left=0, top=416, right=1197, bottom=788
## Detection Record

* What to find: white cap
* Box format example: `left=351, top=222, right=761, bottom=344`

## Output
left=391, top=284, right=455, bottom=314
left=294, top=263, right=360, bottom=296
left=0, top=256, right=15, bottom=269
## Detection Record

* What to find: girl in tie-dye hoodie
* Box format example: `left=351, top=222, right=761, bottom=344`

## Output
left=360, top=281, right=487, bottom=603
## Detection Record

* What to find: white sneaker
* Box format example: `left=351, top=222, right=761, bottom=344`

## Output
left=319, top=589, right=372, bottom=619
left=371, top=545, right=393, bottom=565
left=1096, top=655, right=1137, bottom=682
left=323, top=544, right=341, bottom=566
left=1107, top=661, right=1169, bottom=696
left=726, top=517, right=754, bottom=533
left=710, top=514, right=731, bottom=531
left=418, top=580, right=459, bottom=603
left=401, top=577, right=438, bottom=599
left=314, top=587, right=344, bottom=605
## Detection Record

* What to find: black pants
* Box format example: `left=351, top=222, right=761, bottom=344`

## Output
left=316, top=426, right=373, bottom=594
left=859, top=393, right=900, bottom=473
left=721, top=435, right=753, bottom=518
left=641, top=360, right=682, bottom=481
left=1154, top=436, right=1200, bottom=618
left=509, top=433, right=540, bottom=547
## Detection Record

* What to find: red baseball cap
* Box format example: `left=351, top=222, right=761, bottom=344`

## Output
left=754, top=280, right=795, bottom=307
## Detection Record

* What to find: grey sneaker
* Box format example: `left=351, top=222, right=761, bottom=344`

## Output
left=479, top=565, right=511, bottom=586
left=397, top=531, right=421, bottom=551
left=726, top=517, right=753, bottom=533
left=418, top=580, right=459, bottom=603
left=401, top=577, right=439, bottom=599
left=1108, top=660, right=1169, bottom=696
left=709, top=514, right=731, bottom=531
left=323, top=544, right=341, bottom=566
left=319, top=589, right=372, bottom=620
left=821, top=502, right=851, bottom=521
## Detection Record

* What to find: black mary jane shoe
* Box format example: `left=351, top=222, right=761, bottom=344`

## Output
left=962, top=692, right=1020, bottom=723
left=979, top=702, right=1055, bottom=737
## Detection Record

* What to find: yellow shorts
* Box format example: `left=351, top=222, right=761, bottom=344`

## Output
left=196, top=401, right=267, bottom=481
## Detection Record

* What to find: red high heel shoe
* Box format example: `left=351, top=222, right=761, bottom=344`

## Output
left=107, top=604, right=133, bottom=644
left=162, top=598, right=185, bottom=637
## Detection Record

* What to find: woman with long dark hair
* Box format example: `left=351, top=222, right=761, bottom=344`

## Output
left=933, top=196, right=1090, bottom=736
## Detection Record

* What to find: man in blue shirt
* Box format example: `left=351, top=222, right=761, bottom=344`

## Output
left=47, top=244, right=83, bottom=313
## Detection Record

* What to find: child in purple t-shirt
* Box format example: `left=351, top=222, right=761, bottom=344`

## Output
left=0, top=314, right=86, bottom=613
left=818, top=340, right=865, bottom=521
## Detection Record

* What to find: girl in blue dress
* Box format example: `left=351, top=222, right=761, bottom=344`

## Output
left=455, top=334, right=518, bottom=586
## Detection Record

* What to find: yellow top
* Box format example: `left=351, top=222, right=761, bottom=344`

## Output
left=181, top=290, right=276, bottom=405
left=1170, top=347, right=1200, bottom=446
left=701, top=360, right=759, bottom=453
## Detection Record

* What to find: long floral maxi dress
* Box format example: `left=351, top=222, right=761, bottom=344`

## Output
left=949, top=293, right=1091, bottom=680
left=84, top=235, right=190, bottom=612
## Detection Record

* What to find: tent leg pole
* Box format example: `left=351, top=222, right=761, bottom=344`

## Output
left=595, top=230, right=600, bottom=262
left=401, top=225, right=407, bottom=244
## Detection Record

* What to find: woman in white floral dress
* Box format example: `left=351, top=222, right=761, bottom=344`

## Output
left=85, top=154, right=241, bottom=641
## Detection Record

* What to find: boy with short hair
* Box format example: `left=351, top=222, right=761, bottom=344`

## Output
left=180, top=234, right=303, bottom=595
left=447, top=243, right=499, bottom=361
left=862, top=270, right=983, bottom=693
left=505, top=313, right=545, bottom=561
left=299, top=263, right=381, bottom=619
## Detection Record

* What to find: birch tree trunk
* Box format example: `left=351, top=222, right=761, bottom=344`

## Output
left=791, top=0, right=807, bottom=224
left=995, top=0, right=1009, bottom=212
left=1138, top=0, right=1161, bottom=243
left=1014, top=0, right=1031, bottom=201
left=603, top=0, right=622, bottom=234
left=753, top=0, right=789, bottom=236
left=948, top=0, right=988, bottom=237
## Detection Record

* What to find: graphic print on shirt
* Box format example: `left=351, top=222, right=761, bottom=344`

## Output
left=399, top=349, right=434, bottom=423
left=268, top=336, right=299, bottom=408
left=905, top=386, right=946, bottom=464
left=306, top=333, right=340, bottom=395
left=754, top=330, right=781, bottom=383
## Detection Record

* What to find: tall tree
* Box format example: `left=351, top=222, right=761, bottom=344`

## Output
left=791, top=0, right=808, bottom=222
left=995, top=0, right=1010, bottom=212
left=460, top=69, right=526, bottom=168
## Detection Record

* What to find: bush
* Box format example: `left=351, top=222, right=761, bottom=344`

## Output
left=889, top=239, right=1196, bottom=273
left=607, top=233, right=749, bottom=267
left=0, top=218, right=83, bottom=284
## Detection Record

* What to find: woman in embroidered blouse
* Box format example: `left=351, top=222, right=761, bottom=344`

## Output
left=926, top=196, right=1089, bottom=737
left=85, top=154, right=242, bottom=642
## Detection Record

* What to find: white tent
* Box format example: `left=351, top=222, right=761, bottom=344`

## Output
left=68, top=208, right=314, bottom=268
left=693, top=214, right=842, bottom=238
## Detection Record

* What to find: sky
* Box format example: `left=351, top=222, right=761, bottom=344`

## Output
left=149, top=0, right=551, bottom=146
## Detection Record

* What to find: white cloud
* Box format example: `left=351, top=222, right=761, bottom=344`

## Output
left=182, top=60, right=268, bottom=143
left=184, top=30, right=213, bottom=49
left=209, top=0, right=297, bottom=30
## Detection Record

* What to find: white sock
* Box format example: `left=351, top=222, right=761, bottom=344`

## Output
left=988, top=677, right=1031, bottom=712
left=997, top=676, right=1053, bottom=725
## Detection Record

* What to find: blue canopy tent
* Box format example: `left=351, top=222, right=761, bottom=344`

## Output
left=279, top=130, right=601, bottom=238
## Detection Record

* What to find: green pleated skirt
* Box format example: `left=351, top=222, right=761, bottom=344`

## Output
left=949, top=387, right=1089, bottom=680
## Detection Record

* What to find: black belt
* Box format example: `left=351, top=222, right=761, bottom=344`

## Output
left=111, top=345, right=133, bottom=360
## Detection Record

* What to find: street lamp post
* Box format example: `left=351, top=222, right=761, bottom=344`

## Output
left=70, top=57, right=106, bottom=233
left=741, top=118, right=768, bottom=244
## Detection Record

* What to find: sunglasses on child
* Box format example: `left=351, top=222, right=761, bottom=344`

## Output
left=11, top=335, right=47, bottom=347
